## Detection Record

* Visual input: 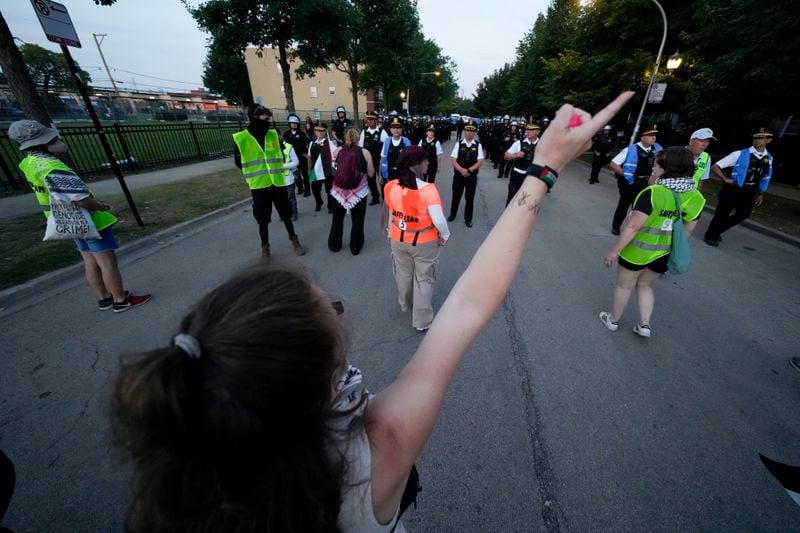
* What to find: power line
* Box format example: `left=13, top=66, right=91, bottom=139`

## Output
left=110, top=67, right=203, bottom=86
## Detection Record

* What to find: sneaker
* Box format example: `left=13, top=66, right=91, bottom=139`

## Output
left=599, top=311, right=619, bottom=332
left=447, top=214, right=456, bottom=222
left=704, top=238, right=719, bottom=247
left=97, top=295, right=115, bottom=311
left=113, top=293, right=152, bottom=313
left=100, top=290, right=130, bottom=310
left=611, top=228, right=620, bottom=236
left=789, top=358, right=800, bottom=373
left=633, top=323, right=651, bottom=338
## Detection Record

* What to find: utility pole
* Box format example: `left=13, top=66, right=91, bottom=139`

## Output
left=92, top=33, right=127, bottom=118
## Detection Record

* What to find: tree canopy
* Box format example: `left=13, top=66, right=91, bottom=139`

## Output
left=20, top=43, right=92, bottom=94
left=473, top=0, right=799, bottom=147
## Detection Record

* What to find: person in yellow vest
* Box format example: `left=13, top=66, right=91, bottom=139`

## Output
left=8, top=120, right=151, bottom=312
left=600, top=147, right=705, bottom=337
left=233, top=104, right=305, bottom=258
left=687, top=128, right=714, bottom=191
left=384, top=146, right=450, bottom=331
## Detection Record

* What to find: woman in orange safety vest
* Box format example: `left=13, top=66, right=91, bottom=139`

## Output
left=384, top=146, right=450, bottom=331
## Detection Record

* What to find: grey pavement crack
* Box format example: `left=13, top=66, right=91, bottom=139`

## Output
left=502, top=295, right=568, bottom=533
left=476, top=177, right=569, bottom=532
left=45, top=378, right=109, bottom=451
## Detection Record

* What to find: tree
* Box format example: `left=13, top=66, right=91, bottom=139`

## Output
left=359, top=0, right=424, bottom=111
left=0, top=12, right=51, bottom=124
left=201, top=38, right=253, bottom=105
left=187, top=0, right=348, bottom=113
left=20, top=43, right=92, bottom=95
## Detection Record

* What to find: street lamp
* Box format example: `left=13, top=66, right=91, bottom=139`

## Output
left=405, top=71, right=442, bottom=116
left=666, top=51, right=682, bottom=70
left=628, top=0, right=669, bottom=146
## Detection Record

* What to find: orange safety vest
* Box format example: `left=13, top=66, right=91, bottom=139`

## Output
left=385, top=180, right=441, bottom=245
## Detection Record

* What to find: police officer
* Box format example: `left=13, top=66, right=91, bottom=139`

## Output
left=609, top=126, right=663, bottom=235
left=589, top=125, right=615, bottom=184
left=703, top=128, right=774, bottom=247
left=282, top=113, right=311, bottom=195
left=332, top=105, right=352, bottom=145
left=503, top=121, right=540, bottom=205
left=358, top=111, right=388, bottom=205
left=498, top=120, right=521, bottom=179
left=381, top=116, right=412, bottom=187
left=234, top=105, right=305, bottom=257
left=419, top=123, right=443, bottom=183
left=447, top=120, right=484, bottom=227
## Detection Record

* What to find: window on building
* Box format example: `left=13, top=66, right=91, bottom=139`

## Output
left=329, top=86, right=336, bottom=95
left=310, top=86, right=318, bottom=98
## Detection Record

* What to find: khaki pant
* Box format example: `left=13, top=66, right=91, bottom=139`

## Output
left=390, top=239, right=440, bottom=329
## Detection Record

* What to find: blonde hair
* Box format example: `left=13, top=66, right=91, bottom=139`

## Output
left=344, top=127, right=360, bottom=147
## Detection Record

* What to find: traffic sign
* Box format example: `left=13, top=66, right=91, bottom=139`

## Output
left=648, top=83, right=667, bottom=104
left=30, top=0, right=82, bottom=48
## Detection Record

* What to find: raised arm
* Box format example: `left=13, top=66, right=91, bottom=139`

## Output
left=366, top=92, right=634, bottom=518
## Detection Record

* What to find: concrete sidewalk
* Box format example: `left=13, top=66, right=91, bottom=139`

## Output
left=0, top=157, right=233, bottom=221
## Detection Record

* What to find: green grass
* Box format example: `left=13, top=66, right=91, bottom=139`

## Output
left=1, top=122, right=243, bottom=190
left=0, top=169, right=249, bottom=291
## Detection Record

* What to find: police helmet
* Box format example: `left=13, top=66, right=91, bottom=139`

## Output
left=336, top=106, right=346, bottom=114
left=503, top=114, right=510, bottom=120
left=287, top=114, right=300, bottom=124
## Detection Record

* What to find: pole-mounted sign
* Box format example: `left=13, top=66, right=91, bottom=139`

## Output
left=30, top=0, right=82, bottom=48
left=29, top=0, right=143, bottom=225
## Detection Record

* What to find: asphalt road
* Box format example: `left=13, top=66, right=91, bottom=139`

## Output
left=1, top=142, right=798, bottom=532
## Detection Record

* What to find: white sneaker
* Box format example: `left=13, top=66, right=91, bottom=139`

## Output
left=633, top=324, right=651, bottom=338
left=599, top=312, right=619, bottom=332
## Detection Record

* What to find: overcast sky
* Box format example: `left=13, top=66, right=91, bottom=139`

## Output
left=5, top=0, right=549, bottom=98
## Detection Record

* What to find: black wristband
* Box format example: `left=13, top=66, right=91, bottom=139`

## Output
left=526, top=164, right=559, bottom=189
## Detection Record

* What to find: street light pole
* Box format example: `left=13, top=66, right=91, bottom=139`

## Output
left=628, top=0, right=667, bottom=147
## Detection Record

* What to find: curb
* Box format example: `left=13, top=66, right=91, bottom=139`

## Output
left=0, top=198, right=251, bottom=312
left=575, top=158, right=800, bottom=249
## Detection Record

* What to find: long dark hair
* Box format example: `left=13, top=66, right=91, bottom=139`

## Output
left=112, top=265, right=350, bottom=532
left=394, top=146, right=427, bottom=190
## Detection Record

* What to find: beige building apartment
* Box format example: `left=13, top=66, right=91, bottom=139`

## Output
left=244, top=47, right=378, bottom=120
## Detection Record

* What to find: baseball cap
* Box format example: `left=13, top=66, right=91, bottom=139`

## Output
left=690, top=127, right=716, bottom=140
left=8, top=120, right=60, bottom=151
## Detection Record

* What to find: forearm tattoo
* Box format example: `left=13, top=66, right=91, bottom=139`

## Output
left=516, top=191, right=541, bottom=213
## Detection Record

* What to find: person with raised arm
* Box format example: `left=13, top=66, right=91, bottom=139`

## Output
left=111, top=93, right=633, bottom=532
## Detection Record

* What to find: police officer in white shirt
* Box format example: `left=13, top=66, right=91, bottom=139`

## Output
left=703, top=128, right=774, bottom=247
left=609, top=127, right=662, bottom=235
left=503, top=122, right=540, bottom=206
left=358, top=112, right=388, bottom=204
left=447, top=120, right=484, bottom=227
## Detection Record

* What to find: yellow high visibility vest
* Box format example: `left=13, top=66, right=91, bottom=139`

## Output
left=18, top=154, right=117, bottom=231
left=232, top=129, right=286, bottom=189
left=619, top=186, right=705, bottom=265
left=692, top=152, right=710, bottom=188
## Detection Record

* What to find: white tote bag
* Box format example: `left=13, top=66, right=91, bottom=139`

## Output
left=43, top=199, right=101, bottom=241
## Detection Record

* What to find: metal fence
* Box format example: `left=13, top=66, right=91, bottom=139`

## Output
left=0, top=121, right=246, bottom=195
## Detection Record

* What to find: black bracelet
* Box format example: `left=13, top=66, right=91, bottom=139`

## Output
left=526, top=164, right=558, bottom=190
